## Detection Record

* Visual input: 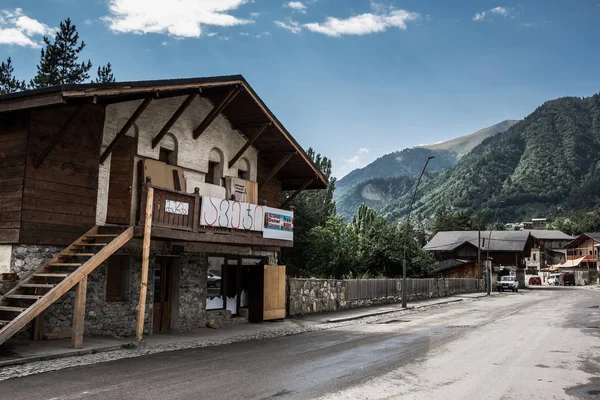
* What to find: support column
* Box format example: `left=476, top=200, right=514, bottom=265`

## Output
left=71, top=277, right=88, bottom=349
left=136, top=185, right=154, bottom=342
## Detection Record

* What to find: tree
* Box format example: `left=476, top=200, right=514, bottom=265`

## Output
left=281, top=148, right=336, bottom=275
left=0, top=58, right=26, bottom=94
left=95, top=62, right=116, bottom=83
left=30, top=18, right=92, bottom=88
left=432, top=204, right=473, bottom=235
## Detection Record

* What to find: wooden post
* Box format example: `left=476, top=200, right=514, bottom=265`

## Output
left=33, top=313, right=44, bottom=341
left=71, top=276, right=88, bottom=349
left=192, top=187, right=200, bottom=233
left=136, top=186, right=154, bottom=342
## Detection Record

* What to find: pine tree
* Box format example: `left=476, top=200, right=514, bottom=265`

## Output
left=95, top=62, right=116, bottom=83
left=29, top=18, right=92, bottom=88
left=0, top=58, right=26, bottom=94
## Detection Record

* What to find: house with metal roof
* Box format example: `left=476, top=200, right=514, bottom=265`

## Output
left=424, top=231, right=533, bottom=282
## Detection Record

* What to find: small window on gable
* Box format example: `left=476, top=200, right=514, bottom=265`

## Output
left=106, top=255, right=130, bottom=302
left=207, top=147, right=224, bottom=186
left=237, top=158, right=250, bottom=180
left=533, top=253, right=536, bottom=261
left=159, top=148, right=175, bottom=165
left=206, top=161, right=219, bottom=185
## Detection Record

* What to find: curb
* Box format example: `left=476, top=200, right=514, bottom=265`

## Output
left=325, top=298, right=466, bottom=323
left=0, top=344, right=126, bottom=369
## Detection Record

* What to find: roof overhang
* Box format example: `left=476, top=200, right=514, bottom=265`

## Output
left=0, top=75, right=328, bottom=191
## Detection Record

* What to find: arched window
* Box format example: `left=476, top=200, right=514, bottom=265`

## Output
left=206, top=147, right=224, bottom=186
left=237, top=157, right=250, bottom=180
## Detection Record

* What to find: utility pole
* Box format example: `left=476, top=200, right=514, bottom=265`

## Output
left=402, top=156, right=434, bottom=309
left=486, top=201, right=504, bottom=295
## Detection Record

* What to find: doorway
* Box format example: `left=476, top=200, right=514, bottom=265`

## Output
left=153, top=257, right=174, bottom=332
left=106, top=135, right=135, bottom=225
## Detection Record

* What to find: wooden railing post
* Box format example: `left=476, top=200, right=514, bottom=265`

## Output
left=139, top=177, right=152, bottom=226
left=192, top=187, right=200, bottom=233
left=136, top=185, right=154, bottom=342
left=71, top=276, right=88, bottom=349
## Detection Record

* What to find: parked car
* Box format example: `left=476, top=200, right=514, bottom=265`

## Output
left=549, top=273, right=561, bottom=286
left=528, top=276, right=542, bottom=286
left=207, top=271, right=222, bottom=288
left=497, top=275, right=519, bottom=292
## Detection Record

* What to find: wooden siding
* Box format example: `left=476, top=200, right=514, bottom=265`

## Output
left=21, top=105, right=104, bottom=245
left=0, top=112, right=27, bottom=243
left=257, top=159, right=282, bottom=207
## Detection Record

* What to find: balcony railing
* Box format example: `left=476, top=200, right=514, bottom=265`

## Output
left=138, top=181, right=291, bottom=245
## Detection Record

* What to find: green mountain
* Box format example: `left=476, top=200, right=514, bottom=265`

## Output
left=335, top=120, right=519, bottom=218
left=382, top=94, right=600, bottom=223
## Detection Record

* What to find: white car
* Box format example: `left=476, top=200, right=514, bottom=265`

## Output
left=497, top=275, right=519, bottom=292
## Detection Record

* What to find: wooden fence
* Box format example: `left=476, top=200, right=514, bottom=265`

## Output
left=346, top=278, right=482, bottom=301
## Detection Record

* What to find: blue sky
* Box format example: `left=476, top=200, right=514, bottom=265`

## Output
left=1, top=0, right=599, bottom=178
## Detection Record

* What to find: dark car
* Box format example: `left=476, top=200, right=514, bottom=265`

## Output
left=528, top=276, right=542, bottom=285
left=207, top=271, right=222, bottom=288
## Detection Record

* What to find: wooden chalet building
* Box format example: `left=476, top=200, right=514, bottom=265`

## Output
left=0, top=76, right=327, bottom=347
left=424, top=231, right=533, bottom=285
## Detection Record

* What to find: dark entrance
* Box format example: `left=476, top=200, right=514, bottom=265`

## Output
left=153, top=257, right=173, bottom=332
left=106, top=135, right=135, bottom=224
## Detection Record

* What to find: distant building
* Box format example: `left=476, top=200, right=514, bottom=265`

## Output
left=531, top=218, right=547, bottom=230
left=423, top=231, right=533, bottom=285
left=523, top=230, right=573, bottom=274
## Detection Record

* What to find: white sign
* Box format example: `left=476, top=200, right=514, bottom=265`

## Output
left=263, top=207, right=294, bottom=241
left=200, top=197, right=264, bottom=232
left=165, top=200, right=189, bottom=215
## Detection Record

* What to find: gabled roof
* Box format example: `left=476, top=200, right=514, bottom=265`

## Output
left=566, top=233, right=600, bottom=248
left=424, top=231, right=531, bottom=252
left=434, top=259, right=475, bottom=273
left=0, top=75, right=328, bottom=190
left=527, top=230, right=573, bottom=240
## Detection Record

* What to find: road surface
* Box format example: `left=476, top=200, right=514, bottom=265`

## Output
left=0, top=287, right=599, bottom=399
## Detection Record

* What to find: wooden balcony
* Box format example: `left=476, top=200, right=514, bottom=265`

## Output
left=135, top=182, right=293, bottom=248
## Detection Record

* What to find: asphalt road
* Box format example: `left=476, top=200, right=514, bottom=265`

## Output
left=0, top=287, right=599, bottom=400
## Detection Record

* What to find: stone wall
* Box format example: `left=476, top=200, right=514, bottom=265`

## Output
left=176, top=252, right=208, bottom=331
left=288, top=278, right=484, bottom=317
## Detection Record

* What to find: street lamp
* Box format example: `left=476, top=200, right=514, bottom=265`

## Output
left=402, top=156, right=434, bottom=309
left=486, top=200, right=504, bottom=295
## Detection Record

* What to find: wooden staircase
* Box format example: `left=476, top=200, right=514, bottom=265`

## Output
left=0, top=226, right=134, bottom=346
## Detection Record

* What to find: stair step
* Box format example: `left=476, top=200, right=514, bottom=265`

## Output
left=48, top=263, right=82, bottom=267
left=72, top=243, right=107, bottom=247
left=21, top=283, right=55, bottom=289
left=84, top=234, right=118, bottom=238
left=61, top=253, right=95, bottom=257
left=5, top=294, right=43, bottom=300
left=35, top=273, right=70, bottom=278
left=0, top=306, right=27, bottom=313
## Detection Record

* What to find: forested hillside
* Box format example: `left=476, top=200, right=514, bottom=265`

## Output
left=382, top=94, right=600, bottom=223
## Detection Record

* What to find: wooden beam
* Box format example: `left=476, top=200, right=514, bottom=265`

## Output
left=100, top=97, right=153, bottom=164
left=281, top=179, right=315, bottom=209
left=260, top=152, right=296, bottom=187
left=193, top=86, right=242, bottom=139
left=33, top=313, right=44, bottom=341
left=71, top=276, right=87, bottom=349
left=136, top=186, right=154, bottom=342
left=34, top=104, right=85, bottom=168
left=228, top=123, right=271, bottom=169
left=151, top=94, right=197, bottom=148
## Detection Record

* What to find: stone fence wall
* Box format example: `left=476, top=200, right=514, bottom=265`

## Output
left=288, top=277, right=484, bottom=316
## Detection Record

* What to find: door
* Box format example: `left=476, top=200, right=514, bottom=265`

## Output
left=153, top=258, right=173, bottom=332
left=106, top=135, right=135, bottom=224
left=263, top=265, right=286, bottom=321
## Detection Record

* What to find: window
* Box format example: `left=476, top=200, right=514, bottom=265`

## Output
left=238, top=169, right=249, bottom=180
left=533, top=253, right=536, bottom=261
left=106, top=255, right=130, bottom=302
left=579, top=250, right=583, bottom=256
left=206, top=161, right=219, bottom=185
left=206, top=257, right=224, bottom=310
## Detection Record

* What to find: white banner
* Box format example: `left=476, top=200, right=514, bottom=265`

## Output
left=263, top=207, right=294, bottom=241
left=200, top=197, right=264, bottom=232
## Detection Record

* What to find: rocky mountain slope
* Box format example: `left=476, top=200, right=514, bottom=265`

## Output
left=381, top=94, right=600, bottom=223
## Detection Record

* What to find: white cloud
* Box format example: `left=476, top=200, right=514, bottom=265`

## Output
left=274, top=20, right=302, bottom=34
left=250, top=12, right=261, bottom=18
left=207, top=32, right=218, bottom=37
left=337, top=148, right=372, bottom=178
left=103, top=0, right=252, bottom=38
left=0, top=8, right=54, bottom=48
left=239, top=31, right=249, bottom=36
left=161, top=41, right=168, bottom=45
left=83, top=19, right=93, bottom=25
left=287, top=1, right=307, bottom=14
left=473, top=6, right=517, bottom=21
left=304, top=9, right=419, bottom=37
